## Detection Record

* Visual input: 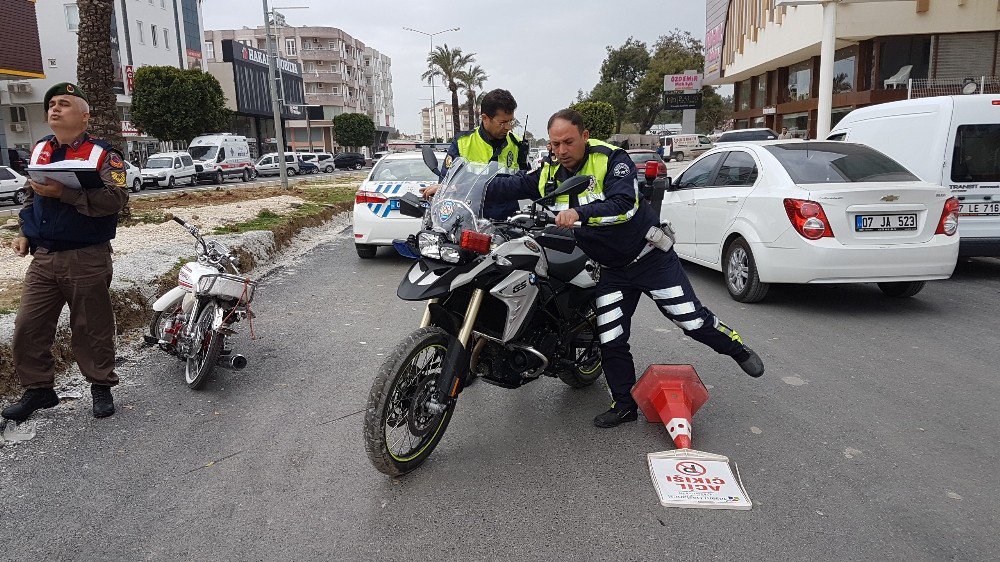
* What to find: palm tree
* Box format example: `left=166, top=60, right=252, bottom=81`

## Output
left=76, top=0, right=125, bottom=152
left=456, top=65, right=488, bottom=131
left=422, top=44, right=474, bottom=138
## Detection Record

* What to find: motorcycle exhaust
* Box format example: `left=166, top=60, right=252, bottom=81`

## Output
left=218, top=354, right=247, bottom=370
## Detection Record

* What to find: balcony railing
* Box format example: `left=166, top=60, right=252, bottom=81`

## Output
left=907, top=76, right=1000, bottom=98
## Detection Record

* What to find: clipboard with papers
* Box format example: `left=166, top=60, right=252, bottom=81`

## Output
left=26, top=161, right=103, bottom=190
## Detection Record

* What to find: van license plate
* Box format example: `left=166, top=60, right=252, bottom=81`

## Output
left=855, top=214, right=917, bottom=232
left=960, top=203, right=1000, bottom=216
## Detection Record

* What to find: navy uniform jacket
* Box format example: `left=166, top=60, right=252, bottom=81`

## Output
left=486, top=146, right=658, bottom=269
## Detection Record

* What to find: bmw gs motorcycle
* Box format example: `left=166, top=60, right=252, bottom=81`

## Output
left=144, top=216, right=257, bottom=389
left=362, top=153, right=604, bottom=476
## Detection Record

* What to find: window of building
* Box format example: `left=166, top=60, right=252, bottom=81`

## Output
left=160, top=0, right=165, bottom=7
left=780, top=111, right=810, bottom=138
left=328, top=40, right=336, bottom=50
left=878, top=35, right=931, bottom=88
left=285, top=38, right=297, bottom=56
left=787, top=61, right=812, bottom=101
left=137, top=21, right=144, bottom=44
left=9, top=106, right=27, bottom=123
left=833, top=46, right=857, bottom=94
left=304, top=61, right=316, bottom=72
left=204, top=41, right=215, bottom=60
left=738, top=80, right=751, bottom=111
left=331, top=87, right=338, bottom=95
left=164, top=28, right=170, bottom=49
left=151, top=24, right=158, bottom=46
left=64, top=4, right=79, bottom=31
left=755, top=73, right=767, bottom=108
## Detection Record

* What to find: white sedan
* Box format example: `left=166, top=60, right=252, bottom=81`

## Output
left=353, top=152, right=444, bottom=259
left=661, top=140, right=960, bottom=302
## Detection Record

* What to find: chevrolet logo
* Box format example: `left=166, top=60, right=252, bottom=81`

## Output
left=881, top=195, right=900, bottom=202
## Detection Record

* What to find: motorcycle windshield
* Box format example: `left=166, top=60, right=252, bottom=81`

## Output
left=429, top=158, right=500, bottom=241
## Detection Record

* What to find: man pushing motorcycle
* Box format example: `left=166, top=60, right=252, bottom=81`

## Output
left=424, top=108, right=764, bottom=428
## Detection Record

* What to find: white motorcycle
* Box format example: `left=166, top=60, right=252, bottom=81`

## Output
left=144, top=216, right=257, bottom=389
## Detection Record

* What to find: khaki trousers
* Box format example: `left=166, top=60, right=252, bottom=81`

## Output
left=12, top=243, right=119, bottom=389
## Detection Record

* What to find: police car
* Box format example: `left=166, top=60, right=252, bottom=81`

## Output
left=353, top=151, right=444, bottom=259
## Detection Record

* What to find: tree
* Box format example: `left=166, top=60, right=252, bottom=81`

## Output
left=422, top=45, right=474, bottom=136
left=456, top=65, right=488, bottom=131
left=569, top=101, right=616, bottom=140
left=631, top=30, right=705, bottom=134
left=697, top=90, right=732, bottom=134
left=589, top=38, right=649, bottom=133
left=333, top=112, right=376, bottom=150
left=77, top=0, right=124, bottom=151
left=130, top=66, right=230, bottom=142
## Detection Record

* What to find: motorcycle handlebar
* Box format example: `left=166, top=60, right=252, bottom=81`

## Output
left=172, top=216, right=186, bottom=226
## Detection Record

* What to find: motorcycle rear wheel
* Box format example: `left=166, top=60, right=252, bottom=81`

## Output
left=363, top=327, right=455, bottom=476
left=185, top=301, right=225, bottom=390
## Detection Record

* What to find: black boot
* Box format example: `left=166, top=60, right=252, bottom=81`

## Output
left=1, top=388, right=59, bottom=422
left=91, top=385, right=115, bottom=418
left=593, top=403, right=638, bottom=428
left=736, top=346, right=765, bottom=378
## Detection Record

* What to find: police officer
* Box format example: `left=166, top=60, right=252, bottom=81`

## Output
left=452, top=108, right=765, bottom=428
left=2, top=83, right=129, bottom=422
left=440, top=88, right=529, bottom=219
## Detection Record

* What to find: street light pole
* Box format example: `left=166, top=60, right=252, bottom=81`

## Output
left=262, top=0, right=288, bottom=189
left=403, top=27, right=459, bottom=142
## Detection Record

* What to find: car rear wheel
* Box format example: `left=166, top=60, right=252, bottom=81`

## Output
left=353, top=162, right=363, bottom=170
left=287, top=168, right=296, bottom=176
left=131, top=179, right=141, bottom=193
left=877, top=281, right=925, bottom=298
left=356, top=244, right=377, bottom=259
left=214, top=170, right=224, bottom=185
left=13, top=189, right=27, bottom=205
left=324, top=165, right=334, bottom=173
left=724, top=237, right=769, bottom=303
left=241, top=169, right=250, bottom=182
left=674, top=152, right=685, bottom=162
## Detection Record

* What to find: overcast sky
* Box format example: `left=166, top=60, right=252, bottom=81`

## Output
left=201, top=1, right=708, bottom=138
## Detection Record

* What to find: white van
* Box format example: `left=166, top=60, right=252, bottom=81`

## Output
left=661, top=134, right=714, bottom=161
left=829, top=95, right=1000, bottom=257
left=141, top=152, right=197, bottom=188
left=255, top=152, right=301, bottom=176
left=188, top=133, right=255, bottom=184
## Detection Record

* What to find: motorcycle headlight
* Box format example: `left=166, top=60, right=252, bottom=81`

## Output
left=440, top=245, right=462, bottom=264
left=418, top=232, right=441, bottom=259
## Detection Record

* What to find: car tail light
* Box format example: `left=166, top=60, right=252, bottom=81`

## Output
left=644, top=161, right=659, bottom=183
left=460, top=230, right=492, bottom=254
left=355, top=190, right=387, bottom=205
left=936, top=197, right=959, bottom=236
left=783, top=198, right=834, bottom=240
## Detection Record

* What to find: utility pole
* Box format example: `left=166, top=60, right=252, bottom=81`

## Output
left=262, top=0, right=288, bottom=189
left=403, top=27, right=459, bottom=142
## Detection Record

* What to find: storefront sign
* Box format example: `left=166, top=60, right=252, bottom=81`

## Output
left=664, top=74, right=703, bottom=92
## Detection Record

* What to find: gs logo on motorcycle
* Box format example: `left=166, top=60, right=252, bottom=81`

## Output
left=438, top=200, right=456, bottom=222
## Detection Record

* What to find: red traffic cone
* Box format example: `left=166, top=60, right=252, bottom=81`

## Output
left=630, top=364, right=709, bottom=449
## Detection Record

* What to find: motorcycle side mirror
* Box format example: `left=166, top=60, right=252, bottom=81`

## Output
left=534, top=175, right=592, bottom=204
left=398, top=192, right=426, bottom=218
left=421, top=146, right=439, bottom=175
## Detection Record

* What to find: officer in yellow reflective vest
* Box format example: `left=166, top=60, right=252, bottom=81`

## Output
left=440, top=89, right=529, bottom=219
left=480, top=109, right=765, bottom=428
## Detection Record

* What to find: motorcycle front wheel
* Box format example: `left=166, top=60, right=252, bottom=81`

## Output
left=363, top=327, right=455, bottom=476
left=185, top=301, right=225, bottom=389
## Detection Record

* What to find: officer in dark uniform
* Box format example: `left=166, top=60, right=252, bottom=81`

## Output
left=469, top=109, right=765, bottom=427
left=439, top=88, right=530, bottom=219
left=2, top=83, right=129, bottom=422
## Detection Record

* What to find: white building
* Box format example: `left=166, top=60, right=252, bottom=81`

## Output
left=421, top=101, right=472, bottom=142
left=0, top=0, right=205, bottom=157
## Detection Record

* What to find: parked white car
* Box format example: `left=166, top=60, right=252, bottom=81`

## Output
left=0, top=165, right=28, bottom=205
left=298, top=151, right=336, bottom=173
left=123, top=160, right=142, bottom=192
left=661, top=141, right=960, bottom=302
left=141, top=152, right=197, bottom=188
left=352, top=151, right=444, bottom=258
left=829, top=95, right=1000, bottom=257
left=255, top=152, right=301, bottom=176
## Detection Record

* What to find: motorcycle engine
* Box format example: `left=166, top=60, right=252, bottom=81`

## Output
left=475, top=331, right=559, bottom=389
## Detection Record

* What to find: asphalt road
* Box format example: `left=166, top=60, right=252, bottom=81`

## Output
left=2, top=228, right=998, bottom=560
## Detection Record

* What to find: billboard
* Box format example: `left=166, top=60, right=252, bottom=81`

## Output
left=704, top=0, right=729, bottom=81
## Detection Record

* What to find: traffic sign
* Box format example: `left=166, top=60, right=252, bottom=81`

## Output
left=663, top=93, right=703, bottom=110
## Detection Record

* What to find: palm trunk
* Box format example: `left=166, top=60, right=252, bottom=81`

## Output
left=466, top=90, right=476, bottom=131
left=77, top=0, right=125, bottom=152
left=450, top=84, right=462, bottom=137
